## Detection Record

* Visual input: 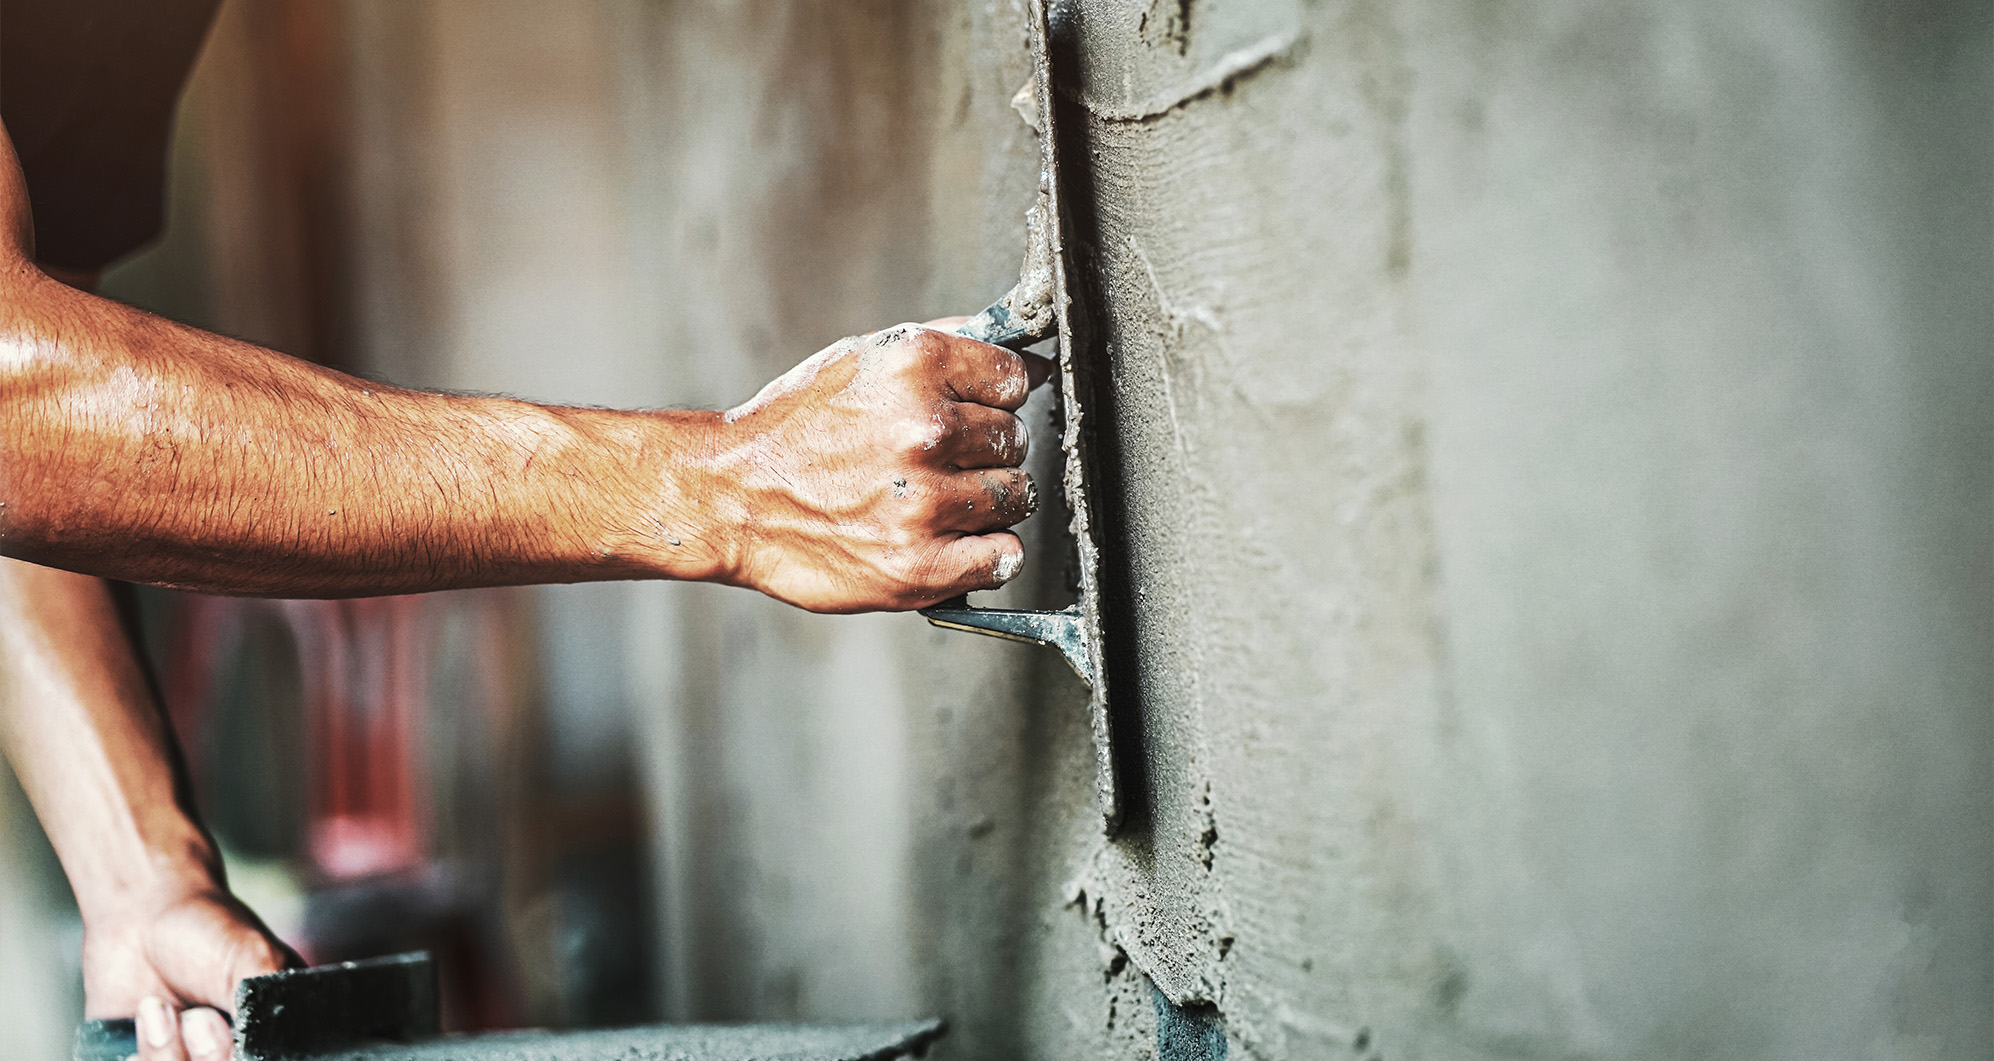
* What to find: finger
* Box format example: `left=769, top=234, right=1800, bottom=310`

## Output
left=916, top=532, right=1027, bottom=604
left=942, top=403, right=1028, bottom=469
left=180, top=1008, right=232, bottom=1061
left=1022, top=350, right=1055, bottom=390
left=927, top=332, right=1032, bottom=410
left=136, top=995, right=188, bottom=1061
left=928, top=468, right=1037, bottom=533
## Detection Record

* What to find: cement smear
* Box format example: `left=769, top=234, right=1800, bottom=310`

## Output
left=301, top=1021, right=943, bottom=1061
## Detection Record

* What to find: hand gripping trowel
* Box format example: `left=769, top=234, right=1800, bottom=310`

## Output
left=74, top=952, right=943, bottom=1060
left=923, top=0, right=1124, bottom=832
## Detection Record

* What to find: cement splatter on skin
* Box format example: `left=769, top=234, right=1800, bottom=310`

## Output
left=723, top=323, right=935, bottom=425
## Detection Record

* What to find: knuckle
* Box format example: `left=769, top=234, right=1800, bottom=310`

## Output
left=883, top=520, right=926, bottom=551
left=897, top=327, right=947, bottom=368
left=1001, top=348, right=1027, bottom=385
left=893, top=411, right=948, bottom=455
left=990, top=351, right=1027, bottom=403
left=914, top=327, right=951, bottom=355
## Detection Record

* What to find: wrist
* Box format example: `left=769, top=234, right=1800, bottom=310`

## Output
left=69, top=822, right=225, bottom=929
left=576, top=407, right=747, bottom=587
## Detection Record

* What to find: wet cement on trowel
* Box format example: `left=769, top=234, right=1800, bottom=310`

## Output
left=297, top=1020, right=943, bottom=1061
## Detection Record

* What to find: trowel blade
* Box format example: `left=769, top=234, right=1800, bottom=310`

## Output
left=75, top=951, right=944, bottom=1061
left=72, top=952, right=437, bottom=1061
left=1025, top=0, right=1123, bottom=831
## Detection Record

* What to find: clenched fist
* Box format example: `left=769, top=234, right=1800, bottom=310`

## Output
left=709, top=321, right=1053, bottom=612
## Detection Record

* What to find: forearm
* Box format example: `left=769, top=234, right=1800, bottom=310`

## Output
left=0, top=561, right=218, bottom=918
left=0, top=265, right=734, bottom=595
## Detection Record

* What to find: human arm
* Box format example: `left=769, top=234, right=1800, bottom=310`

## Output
left=0, top=561, right=294, bottom=1061
left=0, top=119, right=1044, bottom=610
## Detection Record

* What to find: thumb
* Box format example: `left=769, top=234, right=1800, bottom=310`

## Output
left=1021, top=350, right=1055, bottom=390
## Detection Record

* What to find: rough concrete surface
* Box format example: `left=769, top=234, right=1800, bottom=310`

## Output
left=301, top=1021, right=943, bottom=1061
left=277, top=2, right=1993, bottom=1059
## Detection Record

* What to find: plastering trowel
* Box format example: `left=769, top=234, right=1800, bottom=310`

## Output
left=921, top=0, right=1125, bottom=831
left=74, top=952, right=943, bottom=1061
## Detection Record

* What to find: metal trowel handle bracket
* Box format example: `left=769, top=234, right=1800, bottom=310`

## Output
left=920, top=597, right=1093, bottom=687
left=956, top=287, right=1057, bottom=352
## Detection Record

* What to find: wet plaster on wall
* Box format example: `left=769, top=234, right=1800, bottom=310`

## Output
left=1402, top=2, right=1994, bottom=1058
left=613, top=4, right=1103, bottom=1060
left=398, top=2, right=1993, bottom=1059
left=1047, top=3, right=1451, bottom=1056
left=1029, top=0, right=1990, bottom=1057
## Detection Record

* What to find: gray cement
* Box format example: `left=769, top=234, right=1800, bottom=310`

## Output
left=192, top=2, right=1994, bottom=1059
left=301, top=1021, right=943, bottom=1061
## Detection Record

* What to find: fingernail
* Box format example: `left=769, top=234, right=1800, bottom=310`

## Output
left=138, top=996, right=177, bottom=1050
left=183, top=1009, right=226, bottom=1057
left=994, top=549, right=1024, bottom=583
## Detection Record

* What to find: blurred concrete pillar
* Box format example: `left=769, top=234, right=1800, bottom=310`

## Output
left=0, top=771, right=71, bottom=1061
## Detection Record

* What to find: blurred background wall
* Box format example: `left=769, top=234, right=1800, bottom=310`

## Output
left=1, top=1, right=1987, bottom=1058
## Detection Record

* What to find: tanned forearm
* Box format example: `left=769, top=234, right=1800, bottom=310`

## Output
left=0, top=263, right=730, bottom=596
left=0, top=561, right=214, bottom=915
left=0, top=117, right=1042, bottom=611
left=0, top=252, right=291, bottom=1051
left=0, top=561, right=292, bottom=1055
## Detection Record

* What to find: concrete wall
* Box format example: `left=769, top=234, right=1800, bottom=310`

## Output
left=1044, top=2, right=1992, bottom=1059
left=583, top=3, right=1990, bottom=1058
left=50, top=1, right=1987, bottom=1058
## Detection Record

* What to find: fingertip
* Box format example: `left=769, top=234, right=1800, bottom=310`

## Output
left=977, top=531, right=1026, bottom=588
left=994, top=546, right=1025, bottom=585
left=181, top=1008, right=230, bottom=1060
left=1022, top=351, right=1056, bottom=390
left=138, top=996, right=176, bottom=1051
left=136, top=995, right=186, bottom=1061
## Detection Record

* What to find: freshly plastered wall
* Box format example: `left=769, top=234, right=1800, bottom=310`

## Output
left=322, top=1, right=1989, bottom=1059
left=1037, top=1, right=1992, bottom=1059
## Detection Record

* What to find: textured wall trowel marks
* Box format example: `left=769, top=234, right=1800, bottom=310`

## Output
left=492, top=2, right=1990, bottom=1058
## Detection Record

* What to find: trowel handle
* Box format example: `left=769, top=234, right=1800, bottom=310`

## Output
left=919, top=596, right=1093, bottom=686
left=956, top=287, right=1057, bottom=351
left=73, top=1019, right=138, bottom=1061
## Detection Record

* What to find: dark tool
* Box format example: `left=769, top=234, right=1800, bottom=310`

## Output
left=74, top=952, right=436, bottom=1061
left=75, top=952, right=942, bottom=1061
left=921, top=0, right=1122, bottom=831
